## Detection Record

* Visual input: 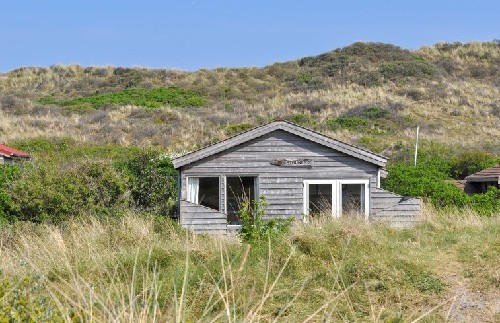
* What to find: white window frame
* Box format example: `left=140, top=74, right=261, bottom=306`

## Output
left=303, top=179, right=369, bottom=220
left=338, top=179, right=370, bottom=220
left=186, top=175, right=222, bottom=211
left=303, top=179, right=339, bottom=218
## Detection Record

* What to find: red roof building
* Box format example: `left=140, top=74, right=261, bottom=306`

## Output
left=0, top=144, right=31, bottom=164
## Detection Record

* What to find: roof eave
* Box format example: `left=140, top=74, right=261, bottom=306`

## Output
left=465, top=177, right=499, bottom=183
left=172, top=121, right=388, bottom=169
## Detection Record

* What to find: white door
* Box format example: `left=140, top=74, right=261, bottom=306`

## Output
left=303, top=180, right=369, bottom=219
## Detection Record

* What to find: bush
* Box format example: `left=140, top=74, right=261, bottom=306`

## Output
left=364, top=106, right=389, bottom=119
left=6, top=162, right=126, bottom=223
left=120, top=150, right=177, bottom=216
left=384, top=159, right=499, bottom=214
left=11, top=137, right=75, bottom=153
left=0, top=165, right=20, bottom=222
left=326, top=117, right=368, bottom=130
left=238, top=196, right=292, bottom=243
left=449, top=151, right=499, bottom=179
left=224, top=123, right=254, bottom=135
left=38, top=87, right=207, bottom=109
left=379, top=60, right=435, bottom=81
left=0, top=276, right=63, bottom=322
left=287, top=113, right=315, bottom=126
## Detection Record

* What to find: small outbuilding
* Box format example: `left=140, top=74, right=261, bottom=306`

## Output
left=449, top=165, right=500, bottom=194
left=0, top=144, right=31, bottom=165
left=172, top=121, right=421, bottom=234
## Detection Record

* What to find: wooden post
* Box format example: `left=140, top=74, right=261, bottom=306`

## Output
left=414, top=126, right=420, bottom=167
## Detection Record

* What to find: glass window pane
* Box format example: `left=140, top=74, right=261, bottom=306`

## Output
left=341, top=184, right=364, bottom=217
left=188, top=177, right=220, bottom=211
left=308, top=184, right=332, bottom=216
left=227, top=176, right=256, bottom=225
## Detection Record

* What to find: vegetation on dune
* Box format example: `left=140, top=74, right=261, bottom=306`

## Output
left=0, top=41, right=498, bottom=153
left=0, top=139, right=177, bottom=223
left=0, top=41, right=499, bottom=321
left=38, top=87, right=207, bottom=109
left=0, top=210, right=498, bottom=321
left=385, top=145, right=500, bottom=214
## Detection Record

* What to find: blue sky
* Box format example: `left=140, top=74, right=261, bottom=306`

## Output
left=1, top=0, right=498, bottom=72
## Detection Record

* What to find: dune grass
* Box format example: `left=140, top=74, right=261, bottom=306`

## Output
left=0, top=207, right=498, bottom=322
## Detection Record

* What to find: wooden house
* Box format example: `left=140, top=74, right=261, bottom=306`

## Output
left=449, top=165, right=500, bottom=194
left=0, top=144, right=31, bottom=165
left=172, top=121, right=421, bottom=234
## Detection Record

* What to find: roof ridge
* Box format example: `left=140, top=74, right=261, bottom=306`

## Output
left=172, top=120, right=387, bottom=168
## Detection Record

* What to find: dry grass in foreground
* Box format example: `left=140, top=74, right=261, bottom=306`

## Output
left=0, top=207, right=499, bottom=322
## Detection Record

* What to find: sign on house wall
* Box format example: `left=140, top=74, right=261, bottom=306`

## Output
left=270, top=158, right=313, bottom=167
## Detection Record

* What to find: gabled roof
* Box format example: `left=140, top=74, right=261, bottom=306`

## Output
left=0, top=144, right=30, bottom=158
left=465, top=165, right=500, bottom=184
left=172, top=121, right=387, bottom=169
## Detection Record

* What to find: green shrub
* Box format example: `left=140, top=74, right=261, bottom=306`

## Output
left=7, top=162, right=126, bottom=223
left=38, top=87, right=207, bottom=109
left=326, top=117, right=368, bottom=130
left=11, top=137, right=74, bottom=153
left=469, top=186, right=500, bottom=215
left=363, top=106, right=389, bottom=119
left=287, top=113, right=315, bottom=126
left=379, top=60, right=435, bottom=81
left=449, top=151, right=499, bottom=179
left=0, top=165, right=20, bottom=222
left=238, top=196, right=292, bottom=244
left=120, top=150, right=177, bottom=216
left=0, top=276, right=63, bottom=322
left=384, top=158, right=499, bottom=214
left=224, top=123, right=254, bottom=135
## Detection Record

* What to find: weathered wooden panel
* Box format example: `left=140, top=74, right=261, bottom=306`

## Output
left=370, top=188, right=421, bottom=227
left=180, top=201, right=228, bottom=233
left=180, top=130, right=388, bottom=233
left=173, top=122, right=387, bottom=168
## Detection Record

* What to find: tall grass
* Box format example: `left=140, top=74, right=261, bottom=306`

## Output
left=0, top=208, right=498, bottom=322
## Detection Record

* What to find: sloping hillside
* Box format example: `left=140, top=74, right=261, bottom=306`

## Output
left=0, top=42, right=499, bottom=157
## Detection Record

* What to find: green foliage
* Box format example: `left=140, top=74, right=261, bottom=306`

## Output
left=11, top=137, right=75, bottom=153
left=363, top=106, right=389, bottom=119
left=449, top=151, right=499, bottom=179
left=379, top=60, right=435, bottom=80
left=326, top=117, right=368, bottom=130
left=408, top=272, right=444, bottom=294
left=120, top=150, right=177, bottom=216
left=384, top=152, right=500, bottom=214
left=224, top=123, right=254, bottom=135
left=286, top=113, right=316, bottom=126
left=39, top=87, right=207, bottom=109
left=238, top=196, right=292, bottom=243
left=469, top=186, right=500, bottom=215
left=0, top=276, right=63, bottom=322
left=0, top=165, right=20, bottom=222
left=6, top=162, right=126, bottom=223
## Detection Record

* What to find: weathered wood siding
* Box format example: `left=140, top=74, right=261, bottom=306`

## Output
left=370, top=188, right=421, bottom=227
left=180, top=200, right=228, bottom=234
left=180, top=130, right=379, bottom=232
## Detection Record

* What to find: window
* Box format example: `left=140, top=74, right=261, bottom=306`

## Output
left=341, top=183, right=365, bottom=217
left=303, top=179, right=369, bottom=219
left=308, top=184, right=332, bottom=215
left=226, top=176, right=257, bottom=225
left=187, top=177, right=220, bottom=211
